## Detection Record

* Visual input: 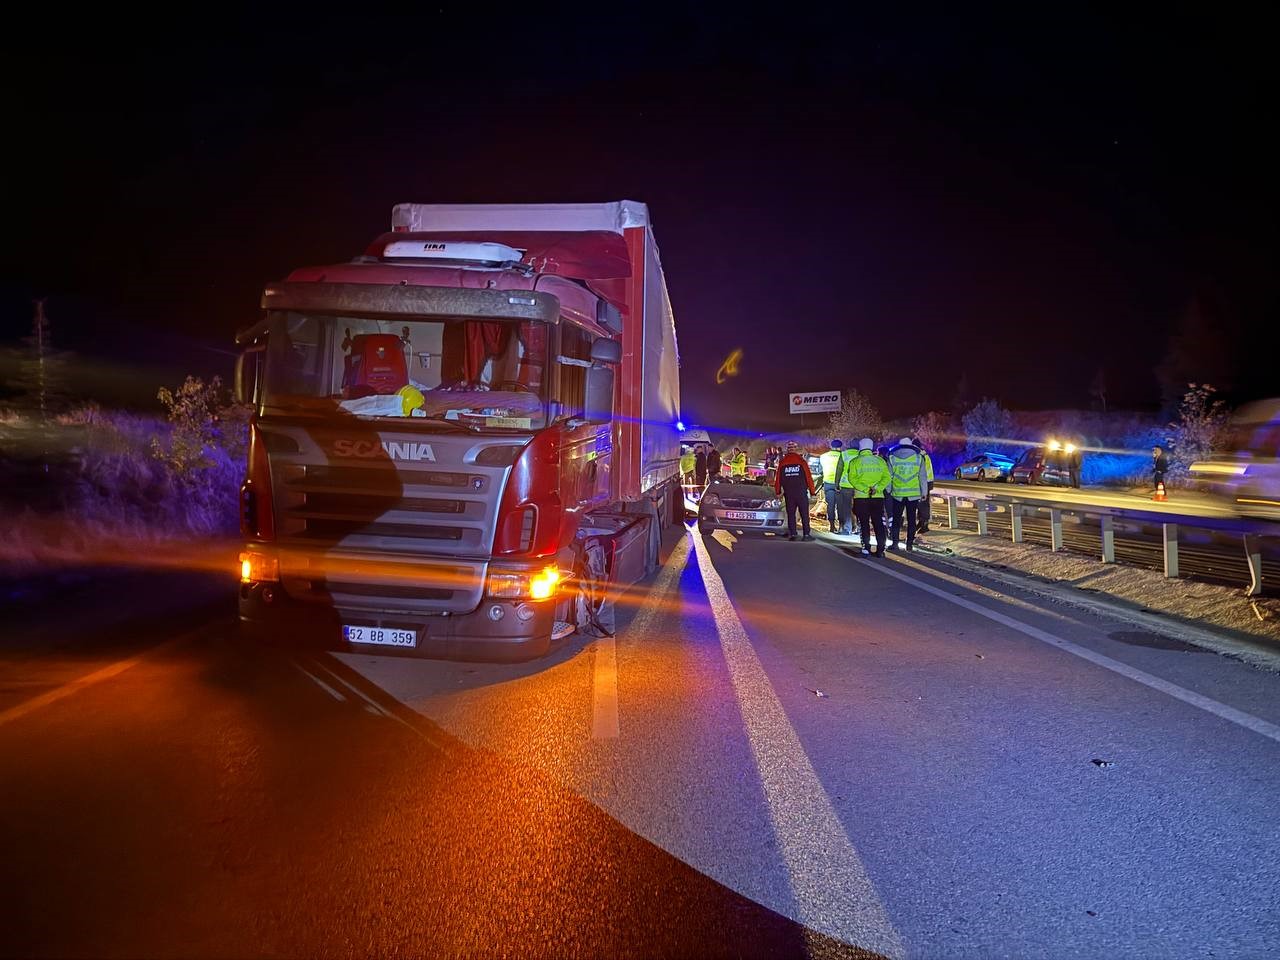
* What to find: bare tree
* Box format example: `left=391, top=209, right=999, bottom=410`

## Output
left=828, top=389, right=882, bottom=444
left=1089, top=366, right=1108, bottom=413
left=1156, top=297, right=1234, bottom=409
left=910, top=410, right=953, bottom=453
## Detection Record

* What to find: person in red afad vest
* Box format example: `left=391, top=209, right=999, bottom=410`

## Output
left=774, top=441, right=817, bottom=541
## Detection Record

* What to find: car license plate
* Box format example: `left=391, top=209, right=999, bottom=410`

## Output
left=343, top=624, right=417, bottom=647
left=723, top=510, right=760, bottom=521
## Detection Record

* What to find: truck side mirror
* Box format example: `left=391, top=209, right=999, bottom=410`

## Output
left=589, top=337, right=622, bottom=365
left=234, top=344, right=265, bottom=405
left=584, top=364, right=615, bottom=423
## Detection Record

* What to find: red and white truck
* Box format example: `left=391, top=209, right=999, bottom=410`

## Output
left=234, top=201, right=682, bottom=660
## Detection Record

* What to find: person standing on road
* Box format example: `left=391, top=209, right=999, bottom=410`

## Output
left=818, top=439, right=844, bottom=533
left=694, top=445, right=708, bottom=487
left=680, top=447, right=696, bottom=484
left=707, top=446, right=722, bottom=479
left=1152, top=445, right=1169, bottom=490
left=833, top=441, right=861, bottom=536
left=846, top=438, right=891, bottom=556
left=916, top=440, right=935, bottom=534
left=887, top=436, right=927, bottom=552
left=878, top=443, right=895, bottom=531
left=774, top=441, right=816, bottom=541
left=730, top=446, right=748, bottom=479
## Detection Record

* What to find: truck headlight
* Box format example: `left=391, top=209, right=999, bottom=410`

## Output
left=486, top=566, right=561, bottom=601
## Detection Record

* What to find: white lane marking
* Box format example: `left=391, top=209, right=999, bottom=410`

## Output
left=293, top=662, right=346, bottom=702
left=305, top=658, right=390, bottom=716
left=691, top=530, right=904, bottom=957
left=591, top=635, right=620, bottom=739
left=821, top=543, right=1280, bottom=746
left=593, top=534, right=693, bottom=740
left=0, top=629, right=205, bottom=730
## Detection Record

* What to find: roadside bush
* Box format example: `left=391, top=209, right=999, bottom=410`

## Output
left=962, top=399, right=1018, bottom=458
left=11, top=378, right=252, bottom=549
left=1165, top=383, right=1229, bottom=485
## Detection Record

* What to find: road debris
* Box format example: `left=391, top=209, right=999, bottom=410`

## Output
left=975, top=654, right=985, bottom=660
left=804, top=687, right=829, bottom=698
left=1252, top=601, right=1267, bottom=622
left=1090, top=758, right=1116, bottom=768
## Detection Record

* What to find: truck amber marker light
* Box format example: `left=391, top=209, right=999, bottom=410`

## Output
left=528, top=566, right=561, bottom=601
left=239, top=550, right=279, bottom=583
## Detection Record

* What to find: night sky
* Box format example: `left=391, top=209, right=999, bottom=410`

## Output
left=3, top=8, right=1273, bottom=430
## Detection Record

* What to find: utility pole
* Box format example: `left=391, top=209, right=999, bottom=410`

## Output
left=33, top=299, right=49, bottom=422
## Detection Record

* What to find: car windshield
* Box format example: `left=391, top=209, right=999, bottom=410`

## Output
left=262, top=311, right=549, bottom=430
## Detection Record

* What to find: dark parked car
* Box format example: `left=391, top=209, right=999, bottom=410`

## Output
left=1011, top=446, right=1076, bottom=486
left=954, top=453, right=1016, bottom=481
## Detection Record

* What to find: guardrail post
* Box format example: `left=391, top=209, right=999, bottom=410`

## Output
left=976, top=504, right=989, bottom=536
left=1100, top=515, right=1115, bottom=564
left=946, top=496, right=958, bottom=530
left=1243, top=534, right=1263, bottom=597
left=1010, top=505, right=1023, bottom=543
left=1049, top=509, right=1063, bottom=551
left=1163, top=523, right=1179, bottom=578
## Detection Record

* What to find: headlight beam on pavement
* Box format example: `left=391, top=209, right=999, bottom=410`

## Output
left=689, top=528, right=905, bottom=957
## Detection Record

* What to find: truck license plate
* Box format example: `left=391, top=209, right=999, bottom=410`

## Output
left=343, top=625, right=417, bottom=647
left=723, top=510, right=760, bottom=521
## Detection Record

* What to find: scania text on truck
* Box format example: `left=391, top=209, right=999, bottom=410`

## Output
left=234, top=201, right=682, bottom=660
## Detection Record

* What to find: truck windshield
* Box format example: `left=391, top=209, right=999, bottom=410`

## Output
left=262, top=311, right=549, bottom=430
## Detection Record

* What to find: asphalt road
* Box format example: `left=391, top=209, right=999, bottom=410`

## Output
left=3, top=530, right=1280, bottom=959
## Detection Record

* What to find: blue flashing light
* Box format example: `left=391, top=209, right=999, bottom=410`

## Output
left=676, top=420, right=686, bottom=432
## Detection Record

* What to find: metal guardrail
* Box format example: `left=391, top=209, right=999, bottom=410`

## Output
left=930, top=481, right=1280, bottom=597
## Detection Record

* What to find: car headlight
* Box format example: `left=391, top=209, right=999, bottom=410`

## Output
left=765, top=497, right=782, bottom=509
left=702, top=493, right=720, bottom=506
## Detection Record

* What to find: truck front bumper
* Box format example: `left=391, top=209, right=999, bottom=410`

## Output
left=238, top=580, right=558, bottom=662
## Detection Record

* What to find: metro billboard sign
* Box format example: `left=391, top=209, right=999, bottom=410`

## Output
left=789, top=391, right=841, bottom=415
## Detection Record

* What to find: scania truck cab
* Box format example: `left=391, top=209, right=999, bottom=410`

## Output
left=234, top=202, right=681, bottom=661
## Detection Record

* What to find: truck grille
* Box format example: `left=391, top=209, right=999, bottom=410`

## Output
left=299, top=519, right=465, bottom=542
left=278, top=462, right=489, bottom=553
left=267, top=431, right=521, bottom=615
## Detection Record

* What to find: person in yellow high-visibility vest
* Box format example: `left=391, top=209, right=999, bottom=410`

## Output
left=846, top=438, right=891, bottom=556
left=679, top=448, right=696, bottom=483
left=887, top=437, right=927, bottom=551
left=818, top=439, right=844, bottom=533
left=834, top=442, right=861, bottom=536
left=729, top=447, right=748, bottom=478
